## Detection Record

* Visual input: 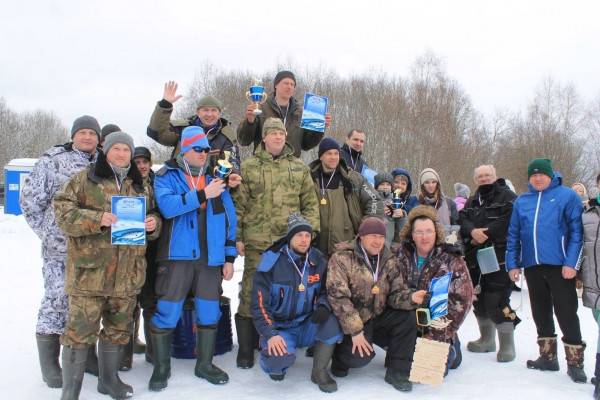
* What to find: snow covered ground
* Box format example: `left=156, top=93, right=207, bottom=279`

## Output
left=0, top=210, right=596, bottom=399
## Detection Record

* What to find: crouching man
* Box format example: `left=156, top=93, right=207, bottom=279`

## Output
left=251, top=213, right=342, bottom=392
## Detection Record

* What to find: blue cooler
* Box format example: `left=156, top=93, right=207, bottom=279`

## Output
left=3, top=159, right=36, bottom=215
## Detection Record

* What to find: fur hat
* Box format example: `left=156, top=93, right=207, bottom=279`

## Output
left=400, top=205, right=446, bottom=246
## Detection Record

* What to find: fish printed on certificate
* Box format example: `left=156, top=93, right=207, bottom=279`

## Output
left=111, top=196, right=146, bottom=246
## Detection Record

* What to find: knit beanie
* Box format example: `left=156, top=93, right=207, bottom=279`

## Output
left=527, top=158, right=553, bottom=178
left=358, top=217, right=386, bottom=237
left=454, top=182, right=471, bottom=198
left=101, top=124, right=121, bottom=141
left=374, top=173, right=394, bottom=189
left=287, top=212, right=313, bottom=241
left=262, top=117, right=287, bottom=138
left=273, top=70, right=296, bottom=87
left=318, top=137, right=341, bottom=158
left=71, top=115, right=101, bottom=140
left=180, top=126, right=210, bottom=155
left=103, top=131, right=135, bottom=158
left=419, top=168, right=441, bottom=186
left=196, top=95, right=223, bottom=111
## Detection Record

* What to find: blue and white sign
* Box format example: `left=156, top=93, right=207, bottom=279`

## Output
left=428, top=272, right=452, bottom=320
left=111, top=196, right=146, bottom=246
left=300, top=93, right=328, bottom=133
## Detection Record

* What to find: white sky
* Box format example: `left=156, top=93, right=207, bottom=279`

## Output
left=1, top=0, right=599, bottom=145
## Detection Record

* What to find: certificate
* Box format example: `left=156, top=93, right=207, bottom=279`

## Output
left=428, top=272, right=452, bottom=320
left=300, top=93, right=328, bottom=133
left=111, top=196, right=146, bottom=246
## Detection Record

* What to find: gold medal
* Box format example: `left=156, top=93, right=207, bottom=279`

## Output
left=371, top=285, right=380, bottom=295
left=298, top=283, right=306, bottom=292
left=320, top=198, right=327, bottom=205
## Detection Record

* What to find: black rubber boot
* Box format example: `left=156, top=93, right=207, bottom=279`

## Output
left=449, top=336, right=462, bottom=369
left=36, top=333, right=62, bottom=388
left=235, top=314, right=255, bottom=369
left=593, top=353, right=600, bottom=386
left=330, top=356, right=349, bottom=378
left=148, top=326, right=172, bottom=391
left=97, top=339, right=133, bottom=399
left=119, top=333, right=133, bottom=372
left=194, top=327, right=229, bottom=385
left=310, top=342, right=337, bottom=393
left=526, top=337, right=559, bottom=371
left=467, top=317, right=496, bottom=353
left=143, top=317, right=153, bottom=364
left=384, top=368, right=413, bottom=392
left=85, top=344, right=99, bottom=376
left=61, top=346, right=88, bottom=400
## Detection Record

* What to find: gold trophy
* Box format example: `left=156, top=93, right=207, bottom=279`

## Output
left=245, top=78, right=268, bottom=115
left=213, top=150, right=233, bottom=179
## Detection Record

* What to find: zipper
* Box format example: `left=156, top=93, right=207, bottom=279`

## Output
left=532, top=191, right=542, bottom=265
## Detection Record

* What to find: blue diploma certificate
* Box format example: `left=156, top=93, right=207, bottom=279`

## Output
left=429, top=272, right=452, bottom=320
left=111, top=196, right=146, bottom=246
left=300, top=93, right=328, bottom=133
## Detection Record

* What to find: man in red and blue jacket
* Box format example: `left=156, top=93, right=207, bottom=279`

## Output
left=251, top=213, right=342, bottom=392
left=148, top=126, right=237, bottom=391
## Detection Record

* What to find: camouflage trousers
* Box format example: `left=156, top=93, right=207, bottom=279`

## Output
left=37, top=257, right=69, bottom=335
left=61, top=294, right=136, bottom=348
left=237, top=248, right=262, bottom=318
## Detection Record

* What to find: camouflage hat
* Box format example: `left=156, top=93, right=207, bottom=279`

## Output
left=262, top=117, right=287, bottom=138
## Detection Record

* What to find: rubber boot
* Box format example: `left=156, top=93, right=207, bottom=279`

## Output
left=330, top=356, right=349, bottom=378
left=467, top=317, right=496, bottom=353
left=565, top=342, right=587, bottom=383
left=148, top=326, right=172, bottom=391
left=595, top=380, right=600, bottom=400
left=85, top=344, right=99, bottom=376
left=119, top=332, right=133, bottom=372
left=97, top=339, right=133, bottom=399
left=449, top=336, right=462, bottom=369
left=61, top=346, right=88, bottom=400
left=132, top=305, right=146, bottom=354
left=526, top=337, right=559, bottom=371
left=310, top=342, right=337, bottom=393
left=143, top=317, right=153, bottom=364
left=36, top=333, right=62, bottom=388
left=384, top=368, right=412, bottom=392
left=592, top=353, right=600, bottom=386
left=496, top=322, right=516, bottom=362
left=235, top=313, right=255, bottom=369
left=194, top=327, right=229, bottom=385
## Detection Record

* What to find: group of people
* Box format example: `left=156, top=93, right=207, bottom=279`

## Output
left=18, top=69, right=599, bottom=400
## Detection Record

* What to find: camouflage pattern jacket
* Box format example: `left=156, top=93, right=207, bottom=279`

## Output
left=20, top=143, right=98, bottom=259
left=327, top=240, right=398, bottom=335
left=388, top=242, right=473, bottom=343
left=53, top=151, right=161, bottom=297
left=232, top=143, right=320, bottom=250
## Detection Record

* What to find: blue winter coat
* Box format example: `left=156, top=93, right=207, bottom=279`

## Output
left=251, top=241, right=329, bottom=339
left=154, top=161, right=237, bottom=266
left=391, top=167, right=419, bottom=212
left=506, top=172, right=583, bottom=270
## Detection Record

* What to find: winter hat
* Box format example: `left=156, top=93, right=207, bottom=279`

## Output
left=180, top=126, right=210, bottom=155
left=196, top=95, right=223, bottom=111
left=318, top=137, right=341, bottom=158
left=287, top=212, right=313, bottom=241
left=101, top=124, right=121, bottom=141
left=358, top=217, right=386, bottom=237
left=527, top=158, right=553, bottom=179
left=273, top=70, right=296, bottom=87
left=103, top=131, right=135, bottom=158
left=262, top=117, right=287, bottom=138
left=419, top=168, right=441, bottom=186
left=374, top=173, right=394, bottom=189
left=71, top=115, right=101, bottom=140
left=133, top=146, right=152, bottom=162
left=454, top=182, right=471, bottom=198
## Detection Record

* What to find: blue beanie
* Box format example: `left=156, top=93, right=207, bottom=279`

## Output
left=318, top=137, right=341, bottom=158
left=180, top=126, right=210, bottom=155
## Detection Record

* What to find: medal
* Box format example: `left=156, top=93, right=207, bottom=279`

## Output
left=319, top=171, right=335, bottom=207
left=371, top=285, right=380, bottom=295
left=360, top=245, right=380, bottom=297
left=320, top=198, right=327, bottom=205
left=286, top=247, right=308, bottom=295
left=298, top=283, right=306, bottom=292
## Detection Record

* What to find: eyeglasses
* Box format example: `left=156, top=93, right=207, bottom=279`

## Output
left=192, top=147, right=210, bottom=154
left=413, top=230, right=435, bottom=237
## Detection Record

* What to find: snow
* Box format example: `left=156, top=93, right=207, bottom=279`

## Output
left=0, top=211, right=595, bottom=399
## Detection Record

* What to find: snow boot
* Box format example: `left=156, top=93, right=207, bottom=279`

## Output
left=97, top=339, right=133, bottom=399
left=592, top=353, right=600, bottom=386
left=235, top=313, right=255, bottom=369
left=496, top=322, right=516, bottom=362
left=269, top=373, right=285, bottom=381
left=467, top=317, right=496, bottom=353
left=61, top=346, right=88, bottom=400
left=119, top=333, right=133, bottom=372
left=85, top=344, right=99, bottom=376
left=132, top=305, right=146, bottom=354
left=330, top=356, right=349, bottom=378
left=565, top=342, right=587, bottom=383
left=449, top=336, right=462, bottom=369
left=526, top=337, right=559, bottom=371
left=148, top=326, right=172, bottom=391
left=310, top=342, right=337, bottom=393
left=384, top=368, right=412, bottom=392
left=194, top=327, right=229, bottom=385
left=36, top=333, right=62, bottom=388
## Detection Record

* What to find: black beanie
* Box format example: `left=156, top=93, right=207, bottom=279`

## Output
left=71, top=115, right=101, bottom=139
left=101, top=124, right=121, bottom=141
left=287, top=212, right=312, bottom=241
left=273, top=70, right=296, bottom=87
left=318, top=137, right=341, bottom=158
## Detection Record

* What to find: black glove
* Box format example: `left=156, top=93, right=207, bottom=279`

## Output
left=310, top=306, right=330, bottom=324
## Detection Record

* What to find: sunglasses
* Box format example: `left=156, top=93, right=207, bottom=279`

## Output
left=192, top=147, right=210, bottom=154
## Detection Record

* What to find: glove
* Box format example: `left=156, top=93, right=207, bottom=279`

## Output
left=310, top=306, right=330, bottom=324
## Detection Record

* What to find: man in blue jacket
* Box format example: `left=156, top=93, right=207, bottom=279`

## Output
left=148, top=126, right=237, bottom=391
left=251, top=213, right=342, bottom=392
left=506, top=158, right=585, bottom=383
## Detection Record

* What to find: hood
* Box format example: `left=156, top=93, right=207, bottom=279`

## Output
left=391, top=167, right=413, bottom=198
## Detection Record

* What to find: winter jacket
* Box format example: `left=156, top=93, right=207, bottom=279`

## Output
left=580, top=198, right=600, bottom=309
left=390, top=168, right=419, bottom=213
left=309, top=159, right=384, bottom=255
left=418, top=195, right=459, bottom=226
left=147, top=100, right=240, bottom=171
left=251, top=240, right=328, bottom=339
left=153, top=160, right=237, bottom=266
left=237, top=95, right=323, bottom=158
left=340, top=144, right=368, bottom=175
left=459, top=178, right=516, bottom=268
left=388, top=242, right=473, bottom=343
left=232, top=143, right=320, bottom=251
left=327, top=240, right=397, bottom=335
left=53, top=151, right=162, bottom=297
left=506, top=172, right=583, bottom=270
left=20, top=143, right=98, bottom=259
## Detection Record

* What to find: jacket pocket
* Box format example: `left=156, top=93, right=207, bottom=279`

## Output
left=270, top=283, right=293, bottom=319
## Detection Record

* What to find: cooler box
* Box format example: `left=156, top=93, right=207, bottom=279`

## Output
left=3, top=158, right=37, bottom=215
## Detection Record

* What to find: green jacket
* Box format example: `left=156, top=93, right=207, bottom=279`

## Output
left=54, top=152, right=161, bottom=297
left=232, top=143, right=320, bottom=250
left=237, top=96, right=324, bottom=158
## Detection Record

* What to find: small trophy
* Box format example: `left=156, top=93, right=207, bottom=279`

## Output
left=245, top=78, right=267, bottom=115
left=213, top=151, right=233, bottom=179
left=392, top=189, right=403, bottom=209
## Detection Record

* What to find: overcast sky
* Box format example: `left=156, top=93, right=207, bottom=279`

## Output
left=1, top=0, right=599, bottom=146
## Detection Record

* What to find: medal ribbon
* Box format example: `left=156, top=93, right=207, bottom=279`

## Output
left=286, top=247, right=308, bottom=290
left=320, top=171, right=336, bottom=200
left=360, top=246, right=380, bottom=286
